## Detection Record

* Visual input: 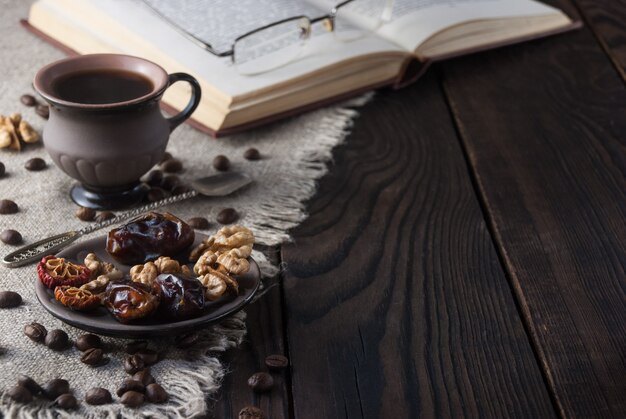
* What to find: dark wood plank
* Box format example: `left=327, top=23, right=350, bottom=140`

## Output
left=212, top=246, right=291, bottom=419
left=442, top=24, right=626, bottom=418
left=282, top=72, right=557, bottom=419
left=570, top=0, right=626, bottom=80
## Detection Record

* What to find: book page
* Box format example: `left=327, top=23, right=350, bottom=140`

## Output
left=59, top=0, right=405, bottom=98
left=309, top=0, right=565, bottom=52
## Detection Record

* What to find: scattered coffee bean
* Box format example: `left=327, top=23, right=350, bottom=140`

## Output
left=132, top=369, right=155, bottom=386
left=124, top=354, right=145, bottom=374
left=265, top=354, right=289, bottom=370
left=54, top=393, right=77, bottom=409
left=1, top=229, right=22, bottom=245
left=0, top=162, right=5, bottom=177
left=0, top=199, right=18, bottom=214
left=175, top=332, right=199, bottom=348
left=171, top=184, right=191, bottom=195
left=135, top=349, right=159, bottom=366
left=160, top=175, right=180, bottom=191
left=243, top=148, right=261, bottom=161
left=24, top=157, right=47, bottom=171
left=116, top=379, right=145, bottom=397
left=0, top=290, right=22, bottom=308
left=20, top=94, right=37, bottom=107
left=144, top=169, right=163, bottom=187
left=43, top=378, right=69, bottom=399
left=160, top=151, right=173, bottom=163
left=161, top=158, right=183, bottom=173
left=81, top=348, right=105, bottom=366
left=124, top=340, right=148, bottom=354
left=18, top=375, right=43, bottom=395
left=239, top=406, right=266, bottom=419
left=24, top=322, right=47, bottom=342
left=147, top=187, right=165, bottom=202
left=216, top=208, right=239, bottom=224
left=247, top=372, right=274, bottom=392
left=75, top=333, right=102, bottom=351
left=120, top=391, right=144, bottom=408
left=187, top=217, right=210, bottom=230
left=7, top=385, right=32, bottom=403
left=212, top=155, right=230, bottom=171
left=145, top=383, right=168, bottom=403
left=35, top=104, right=49, bottom=119
left=94, top=211, right=115, bottom=223
left=45, top=329, right=69, bottom=351
left=76, top=206, right=96, bottom=221
left=85, top=387, right=112, bottom=405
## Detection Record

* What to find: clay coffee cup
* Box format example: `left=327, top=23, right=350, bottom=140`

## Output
left=33, top=53, right=201, bottom=209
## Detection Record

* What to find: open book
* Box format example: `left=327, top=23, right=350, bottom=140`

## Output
left=26, top=0, right=579, bottom=136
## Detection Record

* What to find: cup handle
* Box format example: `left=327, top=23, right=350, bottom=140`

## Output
left=165, top=73, right=202, bottom=132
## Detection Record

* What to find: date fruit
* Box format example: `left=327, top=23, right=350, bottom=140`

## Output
left=106, top=212, right=194, bottom=265
left=104, top=281, right=159, bottom=323
left=153, top=273, right=205, bottom=321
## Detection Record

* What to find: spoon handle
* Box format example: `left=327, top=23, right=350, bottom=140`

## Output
left=2, top=190, right=198, bottom=269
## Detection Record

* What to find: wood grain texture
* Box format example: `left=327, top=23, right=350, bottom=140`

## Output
left=281, top=73, right=556, bottom=419
left=442, top=24, right=626, bottom=418
left=570, top=0, right=626, bottom=80
left=212, top=246, right=291, bottom=419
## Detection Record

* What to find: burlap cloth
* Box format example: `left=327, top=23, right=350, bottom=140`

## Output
left=0, top=0, right=367, bottom=417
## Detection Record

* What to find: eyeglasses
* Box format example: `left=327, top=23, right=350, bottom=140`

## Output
left=143, top=0, right=394, bottom=75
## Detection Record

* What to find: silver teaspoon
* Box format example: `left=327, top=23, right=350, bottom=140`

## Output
left=2, top=172, right=252, bottom=268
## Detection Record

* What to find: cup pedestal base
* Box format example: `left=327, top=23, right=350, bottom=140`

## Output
left=70, top=182, right=149, bottom=210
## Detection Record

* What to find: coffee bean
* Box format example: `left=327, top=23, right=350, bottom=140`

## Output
left=216, top=208, right=239, bottom=224
left=20, top=94, right=37, bottom=107
left=124, top=354, right=145, bottom=374
left=18, top=375, right=43, bottom=395
left=212, top=155, right=230, bottom=171
left=94, top=211, right=115, bottom=223
left=116, top=379, right=144, bottom=397
left=24, top=322, right=47, bottom=342
left=75, top=333, right=102, bottom=351
left=76, top=206, right=96, bottom=221
left=81, top=348, right=105, bottom=366
left=160, top=152, right=173, bottom=163
left=120, top=391, right=144, bottom=408
left=265, top=354, right=289, bottom=370
left=24, top=157, right=47, bottom=171
left=7, top=385, right=32, bottom=403
left=45, top=329, right=69, bottom=351
left=243, top=148, right=261, bottom=161
left=239, top=406, right=266, bottom=419
left=161, top=158, right=183, bottom=173
left=132, top=369, right=155, bottom=386
left=171, top=184, right=191, bottom=195
left=145, top=383, right=168, bottom=403
left=0, top=162, right=5, bottom=177
left=175, top=332, right=199, bottom=348
left=147, top=187, right=165, bottom=202
left=43, top=378, right=69, bottom=399
left=247, top=372, right=274, bottom=392
left=0, top=229, right=22, bottom=245
left=144, top=170, right=163, bottom=187
left=124, top=340, right=148, bottom=354
left=161, top=175, right=180, bottom=191
left=54, top=393, right=77, bottom=409
left=0, top=290, right=22, bottom=308
left=85, top=387, right=112, bottom=405
left=35, top=104, right=49, bottom=119
left=135, top=349, right=159, bottom=366
left=0, top=199, right=18, bottom=214
left=187, top=217, right=210, bottom=230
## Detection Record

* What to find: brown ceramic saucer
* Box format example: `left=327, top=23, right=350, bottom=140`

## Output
left=35, top=234, right=260, bottom=338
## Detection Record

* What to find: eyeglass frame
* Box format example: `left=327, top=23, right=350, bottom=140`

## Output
left=142, top=0, right=393, bottom=65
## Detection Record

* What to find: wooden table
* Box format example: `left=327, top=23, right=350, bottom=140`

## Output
left=214, top=1, right=626, bottom=417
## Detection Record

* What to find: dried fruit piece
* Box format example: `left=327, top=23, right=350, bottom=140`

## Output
left=153, top=273, right=205, bottom=320
left=37, top=255, right=91, bottom=289
left=54, top=286, right=100, bottom=311
left=104, top=280, right=159, bottom=323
